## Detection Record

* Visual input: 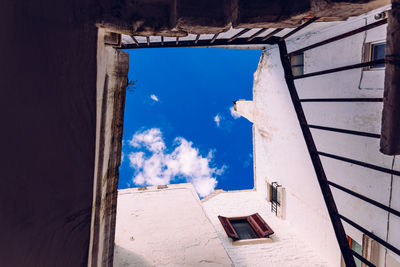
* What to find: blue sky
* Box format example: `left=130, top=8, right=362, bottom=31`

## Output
left=119, top=47, right=261, bottom=197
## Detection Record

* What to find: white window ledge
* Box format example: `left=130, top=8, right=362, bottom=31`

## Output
left=232, top=237, right=274, bottom=246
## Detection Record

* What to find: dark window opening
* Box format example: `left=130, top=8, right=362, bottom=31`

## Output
left=270, top=182, right=281, bottom=215
left=231, top=219, right=259, bottom=240
left=218, top=213, right=274, bottom=241
left=290, top=53, right=304, bottom=76
left=270, top=182, right=281, bottom=205
left=371, top=42, right=386, bottom=68
left=363, top=42, right=386, bottom=69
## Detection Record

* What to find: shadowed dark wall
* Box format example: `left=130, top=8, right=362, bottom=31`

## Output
left=0, top=1, right=97, bottom=266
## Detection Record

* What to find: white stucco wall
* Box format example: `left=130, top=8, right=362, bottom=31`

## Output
left=113, top=184, right=232, bottom=266
left=235, top=46, right=342, bottom=266
left=202, top=190, right=332, bottom=267
left=231, top=7, right=399, bottom=267
left=113, top=7, right=399, bottom=267
left=288, top=8, right=399, bottom=266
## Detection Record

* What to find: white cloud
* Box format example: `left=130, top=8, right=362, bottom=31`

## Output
left=214, top=114, right=222, bottom=127
left=229, top=106, right=241, bottom=119
left=150, top=94, right=159, bottom=102
left=127, top=128, right=226, bottom=197
left=128, top=152, right=145, bottom=169
left=207, top=149, right=216, bottom=160
left=129, top=128, right=165, bottom=153
left=214, top=164, right=228, bottom=176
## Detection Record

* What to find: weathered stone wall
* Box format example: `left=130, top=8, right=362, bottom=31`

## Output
left=381, top=0, right=400, bottom=155
left=88, top=29, right=129, bottom=267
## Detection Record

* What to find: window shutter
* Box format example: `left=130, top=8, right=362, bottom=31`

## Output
left=362, top=234, right=379, bottom=266
left=248, top=213, right=274, bottom=238
left=362, top=42, right=372, bottom=70
left=218, top=216, right=239, bottom=240
left=267, top=182, right=272, bottom=202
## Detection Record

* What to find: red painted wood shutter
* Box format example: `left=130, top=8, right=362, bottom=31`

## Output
left=218, top=215, right=239, bottom=240
left=248, top=213, right=274, bottom=237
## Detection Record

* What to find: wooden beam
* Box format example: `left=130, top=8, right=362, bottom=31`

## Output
left=210, top=33, right=219, bottom=44
left=294, top=59, right=385, bottom=79
left=130, top=36, right=140, bottom=46
left=299, top=98, right=383, bottom=102
left=289, top=18, right=387, bottom=56
left=261, top=28, right=283, bottom=41
left=308, top=125, right=381, bottom=139
left=228, top=29, right=251, bottom=43
left=247, top=28, right=268, bottom=42
left=194, top=34, right=200, bottom=44
left=381, top=1, right=400, bottom=155
left=318, top=151, right=400, bottom=176
left=121, top=36, right=280, bottom=49
left=281, top=17, right=318, bottom=40
left=328, top=181, right=400, bottom=217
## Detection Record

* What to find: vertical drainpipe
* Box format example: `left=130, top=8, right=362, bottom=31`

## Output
left=381, top=0, right=400, bottom=155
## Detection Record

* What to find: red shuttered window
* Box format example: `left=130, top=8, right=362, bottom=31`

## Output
left=218, top=213, right=274, bottom=240
left=218, top=216, right=239, bottom=240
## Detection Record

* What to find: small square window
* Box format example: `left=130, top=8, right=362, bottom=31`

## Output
left=363, top=42, right=386, bottom=70
left=290, top=53, right=304, bottom=77
left=270, top=182, right=281, bottom=205
left=218, top=213, right=274, bottom=241
left=371, top=43, right=386, bottom=68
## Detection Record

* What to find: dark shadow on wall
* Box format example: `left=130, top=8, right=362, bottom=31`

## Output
left=113, top=245, right=152, bottom=267
left=0, top=1, right=97, bottom=266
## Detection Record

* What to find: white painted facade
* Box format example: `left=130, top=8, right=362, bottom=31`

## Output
left=113, top=184, right=232, bottom=266
left=114, top=7, right=400, bottom=267
left=202, top=190, right=332, bottom=267
left=220, top=6, right=399, bottom=267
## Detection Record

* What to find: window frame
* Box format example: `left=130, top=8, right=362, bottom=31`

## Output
left=340, top=235, right=379, bottom=267
left=267, top=181, right=285, bottom=218
left=363, top=41, right=386, bottom=70
left=270, top=182, right=281, bottom=206
left=347, top=236, right=362, bottom=267
left=218, top=213, right=274, bottom=241
left=290, top=52, right=304, bottom=77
